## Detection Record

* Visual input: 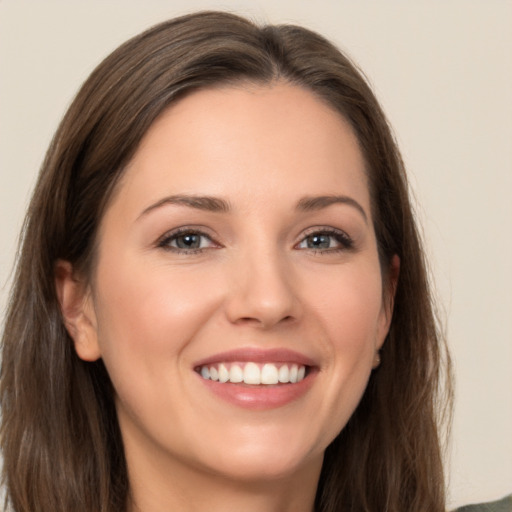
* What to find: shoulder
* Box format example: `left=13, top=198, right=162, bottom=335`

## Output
left=453, top=495, right=512, bottom=512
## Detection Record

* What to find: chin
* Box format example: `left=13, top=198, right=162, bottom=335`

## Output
left=206, top=450, right=322, bottom=484
left=186, top=425, right=326, bottom=484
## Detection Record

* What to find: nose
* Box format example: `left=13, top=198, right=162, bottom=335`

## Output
left=224, top=248, right=301, bottom=329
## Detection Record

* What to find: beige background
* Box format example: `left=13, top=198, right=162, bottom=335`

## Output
left=0, top=1, right=511, bottom=508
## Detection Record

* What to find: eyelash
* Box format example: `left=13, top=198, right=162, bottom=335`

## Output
left=296, top=227, right=354, bottom=254
left=157, top=227, right=218, bottom=254
left=156, top=227, right=354, bottom=255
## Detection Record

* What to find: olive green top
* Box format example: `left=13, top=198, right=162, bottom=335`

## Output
left=454, top=495, right=512, bottom=512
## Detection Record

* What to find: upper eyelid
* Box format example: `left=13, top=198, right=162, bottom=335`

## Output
left=156, top=226, right=219, bottom=247
left=158, top=225, right=216, bottom=238
left=298, top=226, right=352, bottom=240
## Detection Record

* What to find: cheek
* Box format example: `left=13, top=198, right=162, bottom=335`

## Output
left=92, top=255, right=224, bottom=378
left=90, top=257, right=228, bottom=442
left=305, top=264, right=384, bottom=435
left=311, top=262, right=384, bottom=346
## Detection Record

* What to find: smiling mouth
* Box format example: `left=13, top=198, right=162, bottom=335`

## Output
left=196, top=362, right=308, bottom=385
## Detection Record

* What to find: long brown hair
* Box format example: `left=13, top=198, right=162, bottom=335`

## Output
left=1, top=11, right=452, bottom=512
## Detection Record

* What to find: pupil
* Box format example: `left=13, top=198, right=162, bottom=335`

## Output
left=308, top=234, right=330, bottom=249
left=177, top=234, right=200, bottom=249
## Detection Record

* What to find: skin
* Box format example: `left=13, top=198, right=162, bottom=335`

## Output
left=57, top=83, right=398, bottom=512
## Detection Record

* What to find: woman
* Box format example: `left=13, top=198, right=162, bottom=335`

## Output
left=1, top=11, right=453, bottom=512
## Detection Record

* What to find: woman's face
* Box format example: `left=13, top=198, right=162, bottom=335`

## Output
left=73, top=83, right=394, bottom=484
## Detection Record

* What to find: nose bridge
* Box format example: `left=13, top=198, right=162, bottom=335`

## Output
left=225, top=237, right=299, bottom=328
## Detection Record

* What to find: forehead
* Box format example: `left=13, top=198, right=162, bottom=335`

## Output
left=109, top=83, right=370, bottom=218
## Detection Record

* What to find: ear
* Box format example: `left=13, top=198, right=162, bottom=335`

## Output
left=55, top=260, right=101, bottom=361
left=376, top=254, right=400, bottom=351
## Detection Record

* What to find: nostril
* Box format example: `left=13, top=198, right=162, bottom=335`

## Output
left=235, top=314, right=295, bottom=327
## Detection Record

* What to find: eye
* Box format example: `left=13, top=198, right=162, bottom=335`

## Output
left=296, top=229, right=353, bottom=252
left=158, top=228, right=217, bottom=253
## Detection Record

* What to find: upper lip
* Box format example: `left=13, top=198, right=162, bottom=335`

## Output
left=193, top=347, right=317, bottom=368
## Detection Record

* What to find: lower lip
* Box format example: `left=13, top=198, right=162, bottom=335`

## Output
left=196, top=371, right=316, bottom=410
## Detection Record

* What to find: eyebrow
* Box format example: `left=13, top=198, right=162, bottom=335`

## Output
left=138, top=195, right=231, bottom=219
left=138, top=193, right=368, bottom=223
left=296, top=195, right=368, bottom=224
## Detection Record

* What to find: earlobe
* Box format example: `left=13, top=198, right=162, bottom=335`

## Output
left=55, top=260, right=101, bottom=361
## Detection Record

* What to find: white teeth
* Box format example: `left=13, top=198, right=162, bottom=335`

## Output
left=209, top=366, right=219, bottom=381
left=278, top=364, right=289, bottom=383
left=261, top=363, right=279, bottom=385
left=199, top=362, right=308, bottom=385
left=229, top=364, right=243, bottom=383
left=243, top=362, right=261, bottom=385
left=289, top=364, right=298, bottom=383
left=218, top=364, right=229, bottom=383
